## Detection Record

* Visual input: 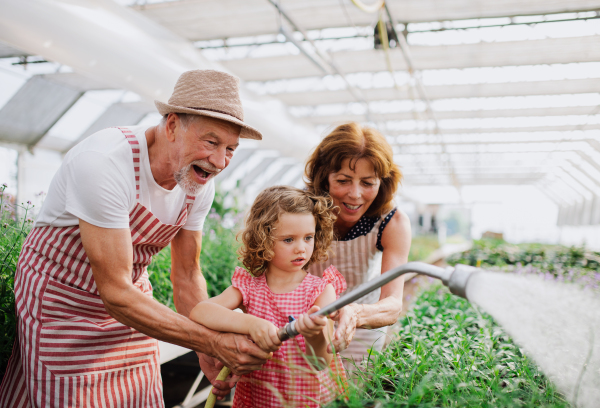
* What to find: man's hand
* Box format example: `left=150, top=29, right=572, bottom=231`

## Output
left=210, top=332, right=272, bottom=376
left=197, top=353, right=239, bottom=400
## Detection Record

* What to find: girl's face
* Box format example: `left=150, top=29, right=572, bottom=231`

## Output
left=270, top=212, right=316, bottom=274
left=327, top=158, right=381, bottom=226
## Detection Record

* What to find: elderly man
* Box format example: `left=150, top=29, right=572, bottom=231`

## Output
left=0, top=70, right=270, bottom=407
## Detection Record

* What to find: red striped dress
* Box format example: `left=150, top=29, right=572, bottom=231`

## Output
left=0, top=128, right=195, bottom=408
left=231, top=265, right=347, bottom=408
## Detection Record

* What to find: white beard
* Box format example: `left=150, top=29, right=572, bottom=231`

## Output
left=174, top=162, right=207, bottom=196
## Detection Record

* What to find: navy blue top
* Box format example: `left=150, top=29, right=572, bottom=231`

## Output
left=338, top=208, right=397, bottom=251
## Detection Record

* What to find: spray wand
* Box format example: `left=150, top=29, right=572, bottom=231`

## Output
left=204, top=262, right=478, bottom=408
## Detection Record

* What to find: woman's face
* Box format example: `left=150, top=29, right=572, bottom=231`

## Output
left=327, top=158, right=381, bottom=226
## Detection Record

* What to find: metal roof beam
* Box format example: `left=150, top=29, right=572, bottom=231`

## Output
left=220, top=36, right=600, bottom=81
left=392, top=137, right=600, bottom=147
left=305, top=105, right=600, bottom=124
left=134, top=0, right=600, bottom=40
left=405, top=176, right=544, bottom=186
left=385, top=125, right=600, bottom=136
left=0, top=73, right=110, bottom=147
left=276, top=78, right=600, bottom=106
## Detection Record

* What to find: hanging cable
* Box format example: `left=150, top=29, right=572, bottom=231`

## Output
left=267, top=0, right=372, bottom=120
left=350, top=0, right=384, bottom=14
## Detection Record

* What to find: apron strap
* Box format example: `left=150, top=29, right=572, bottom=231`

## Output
left=118, top=127, right=142, bottom=200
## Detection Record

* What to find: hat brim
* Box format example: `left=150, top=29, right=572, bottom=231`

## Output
left=154, top=100, right=262, bottom=140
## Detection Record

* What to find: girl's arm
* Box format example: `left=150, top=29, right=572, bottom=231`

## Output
left=190, top=287, right=282, bottom=352
left=329, top=210, right=411, bottom=353
left=295, top=284, right=337, bottom=370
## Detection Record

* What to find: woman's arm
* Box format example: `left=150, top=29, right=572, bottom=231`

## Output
left=190, top=287, right=281, bottom=352
left=358, top=209, right=411, bottom=328
left=295, top=284, right=336, bottom=370
left=328, top=210, right=411, bottom=352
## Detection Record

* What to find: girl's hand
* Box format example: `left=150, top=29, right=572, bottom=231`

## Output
left=296, top=305, right=328, bottom=339
left=248, top=318, right=282, bottom=352
left=327, top=303, right=362, bottom=353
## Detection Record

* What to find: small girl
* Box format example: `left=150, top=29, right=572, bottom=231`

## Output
left=190, top=186, right=346, bottom=408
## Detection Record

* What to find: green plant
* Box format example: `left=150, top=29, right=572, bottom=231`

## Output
left=408, top=235, right=440, bottom=262
left=0, top=184, right=33, bottom=380
left=329, top=284, right=570, bottom=407
left=148, top=186, right=243, bottom=308
left=447, top=239, right=600, bottom=273
left=446, top=239, right=600, bottom=292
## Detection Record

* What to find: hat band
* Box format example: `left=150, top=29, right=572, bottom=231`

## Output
left=186, top=106, right=242, bottom=122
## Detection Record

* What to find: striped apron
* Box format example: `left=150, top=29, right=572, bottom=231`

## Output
left=0, top=127, right=195, bottom=408
left=308, top=209, right=396, bottom=365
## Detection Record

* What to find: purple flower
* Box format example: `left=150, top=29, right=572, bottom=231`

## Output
left=27, top=200, right=32, bottom=205
left=1, top=183, right=7, bottom=188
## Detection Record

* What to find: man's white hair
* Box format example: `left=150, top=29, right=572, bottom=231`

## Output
left=159, top=113, right=203, bottom=131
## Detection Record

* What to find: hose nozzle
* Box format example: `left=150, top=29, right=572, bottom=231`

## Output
left=446, top=264, right=478, bottom=299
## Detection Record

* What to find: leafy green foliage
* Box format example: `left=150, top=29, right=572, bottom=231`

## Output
left=0, top=184, right=33, bottom=380
left=407, top=235, right=440, bottom=262
left=329, top=285, right=570, bottom=408
left=147, top=247, right=175, bottom=311
left=447, top=239, right=600, bottom=273
left=148, top=187, right=243, bottom=309
left=447, top=239, right=600, bottom=292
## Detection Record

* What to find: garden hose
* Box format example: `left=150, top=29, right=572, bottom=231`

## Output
left=205, top=262, right=477, bottom=406
left=205, top=366, right=231, bottom=408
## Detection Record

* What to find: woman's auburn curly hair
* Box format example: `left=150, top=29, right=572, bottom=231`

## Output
left=238, top=186, right=337, bottom=277
left=305, top=122, right=402, bottom=217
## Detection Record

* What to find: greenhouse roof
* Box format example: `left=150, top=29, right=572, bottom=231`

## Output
left=1, top=0, right=600, bottom=211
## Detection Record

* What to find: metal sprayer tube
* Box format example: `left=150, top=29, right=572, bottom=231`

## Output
left=277, top=262, right=453, bottom=341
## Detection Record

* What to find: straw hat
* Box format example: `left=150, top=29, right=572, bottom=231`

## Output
left=155, top=70, right=262, bottom=140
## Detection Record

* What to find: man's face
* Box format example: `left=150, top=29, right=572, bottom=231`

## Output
left=171, top=115, right=240, bottom=196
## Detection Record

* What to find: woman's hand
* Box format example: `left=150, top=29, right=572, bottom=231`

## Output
left=248, top=318, right=282, bottom=352
left=327, top=303, right=363, bottom=353
left=296, top=305, right=328, bottom=339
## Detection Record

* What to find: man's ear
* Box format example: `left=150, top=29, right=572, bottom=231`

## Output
left=165, top=113, right=179, bottom=142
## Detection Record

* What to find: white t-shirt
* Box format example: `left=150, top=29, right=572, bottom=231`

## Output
left=35, top=125, right=215, bottom=231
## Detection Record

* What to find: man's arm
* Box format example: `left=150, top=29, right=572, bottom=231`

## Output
left=79, top=219, right=270, bottom=376
left=170, top=228, right=208, bottom=317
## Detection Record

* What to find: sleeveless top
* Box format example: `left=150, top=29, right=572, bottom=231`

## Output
left=307, top=208, right=397, bottom=364
left=0, top=127, right=195, bottom=408
left=231, top=266, right=346, bottom=408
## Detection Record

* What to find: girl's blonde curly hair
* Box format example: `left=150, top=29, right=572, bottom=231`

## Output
left=239, top=186, right=337, bottom=277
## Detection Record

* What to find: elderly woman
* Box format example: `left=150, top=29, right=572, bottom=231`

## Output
left=306, top=122, right=411, bottom=364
